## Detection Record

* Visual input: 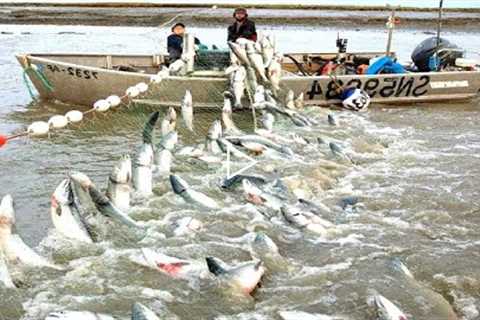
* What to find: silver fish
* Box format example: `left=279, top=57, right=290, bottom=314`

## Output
left=267, top=54, right=282, bottom=96
left=285, top=90, right=296, bottom=110
left=281, top=205, right=334, bottom=236
left=260, top=35, right=275, bottom=68
left=368, top=294, right=408, bottom=320
left=222, top=92, right=242, bottom=135
left=106, top=154, right=132, bottom=212
left=131, top=302, right=161, bottom=320
left=0, top=252, right=15, bottom=288
left=228, top=41, right=250, bottom=66
left=205, top=120, right=223, bottom=155
left=242, top=179, right=284, bottom=210
left=169, top=175, right=220, bottom=210
left=181, top=90, right=194, bottom=132
left=45, top=311, right=116, bottom=320
left=51, top=179, right=94, bottom=243
left=261, top=113, right=275, bottom=132
left=133, top=143, right=154, bottom=196
left=328, top=114, right=337, bottom=126
left=168, top=58, right=185, bottom=75
left=294, top=92, right=305, bottom=109
left=0, top=195, right=60, bottom=269
left=246, top=41, right=268, bottom=82
left=229, top=65, right=247, bottom=109
left=206, top=257, right=265, bottom=295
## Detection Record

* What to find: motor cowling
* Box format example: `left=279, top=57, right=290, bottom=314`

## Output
left=411, top=37, right=464, bottom=72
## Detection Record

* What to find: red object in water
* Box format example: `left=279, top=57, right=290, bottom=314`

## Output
left=0, top=135, right=7, bottom=147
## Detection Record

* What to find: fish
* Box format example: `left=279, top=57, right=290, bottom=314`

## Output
left=245, top=65, right=258, bottom=97
left=279, top=311, right=347, bottom=320
left=131, top=248, right=206, bottom=279
left=169, top=175, right=220, bottom=210
left=281, top=205, right=334, bottom=236
left=294, top=92, right=305, bottom=109
left=0, top=252, right=15, bottom=288
left=229, top=65, right=247, bottom=109
left=131, top=302, right=160, bottom=320
left=242, top=179, right=284, bottom=210
left=368, top=294, right=408, bottom=320
left=69, top=172, right=144, bottom=230
left=390, top=258, right=458, bottom=320
left=217, top=138, right=252, bottom=160
left=261, top=112, right=275, bottom=132
left=133, top=143, right=155, bottom=196
left=226, top=134, right=294, bottom=156
left=222, top=92, right=242, bottom=135
left=88, top=185, right=144, bottom=230
left=285, top=90, right=296, bottom=110
left=206, top=257, right=265, bottom=295
left=329, top=142, right=353, bottom=163
left=0, top=195, right=61, bottom=269
left=327, top=114, right=337, bottom=126
left=267, top=54, right=282, bottom=96
left=106, top=154, right=132, bottom=212
left=181, top=90, right=194, bottom=132
left=205, top=120, right=223, bottom=155
left=227, top=41, right=250, bottom=66
left=298, top=198, right=331, bottom=216
left=142, top=112, right=159, bottom=145
left=51, top=179, right=94, bottom=243
left=168, top=58, right=185, bottom=75
left=260, top=35, right=275, bottom=68
left=249, top=232, right=290, bottom=272
left=155, top=131, right=177, bottom=176
left=172, top=217, right=202, bottom=237
left=44, top=311, right=116, bottom=320
left=245, top=41, right=268, bottom=82
left=221, top=174, right=267, bottom=190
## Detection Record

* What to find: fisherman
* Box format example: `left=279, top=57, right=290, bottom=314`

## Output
left=167, top=22, right=202, bottom=63
left=227, top=8, right=257, bottom=42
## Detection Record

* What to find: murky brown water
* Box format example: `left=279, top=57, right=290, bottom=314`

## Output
left=0, top=24, right=479, bottom=320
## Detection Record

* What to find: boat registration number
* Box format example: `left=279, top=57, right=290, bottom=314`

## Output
left=306, top=75, right=430, bottom=100
left=45, top=64, right=99, bottom=80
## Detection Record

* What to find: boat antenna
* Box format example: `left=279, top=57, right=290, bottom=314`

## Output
left=435, top=0, right=444, bottom=64
left=385, top=5, right=397, bottom=57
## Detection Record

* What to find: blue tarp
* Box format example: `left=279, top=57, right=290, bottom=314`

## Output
left=366, top=56, right=406, bottom=74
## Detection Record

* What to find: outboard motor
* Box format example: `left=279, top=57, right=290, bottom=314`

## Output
left=411, top=37, right=464, bottom=72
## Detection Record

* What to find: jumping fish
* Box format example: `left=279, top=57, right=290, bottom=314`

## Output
left=267, top=54, right=282, bottom=96
left=228, top=65, right=247, bottom=109
left=134, top=143, right=154, bottom=196
left=161, top=108, right=176, bottom=137
left=246, top=41, right=268, bottom=82
left=169, top=175, right=220, bottom=210
left=131, top=302, right=161, bottom=320
left=329, top=142, right=353, bottom=163
left=260, top=113, right=275, bottom=132
left=226, top=134, right=294, bottom=156
left=294, top=92, right=305, bottom=109
left=249, top=232, right=291, bottom=272
left=181, top=90, right=194, bottom=132
left=206, top=257, right=264, bottom=295
left=0, top=195, right=60, bottom=269
left=327, top=114, right=337, bottom=126
left=172, top=217, right=202, bottom=237
left=368, top=294, right=408, bottom=320
left=279, top=311, right=347, bottom=320
left=390, top=258, right=458, bottom=320
left=242, top=179, right=283, bottom=210
left=222, top=92, right=242, bottom=135
left=155, top=131, right=177, bottom=176
left=285, top=90, right=296, bottom=110
left=69, top=172, right=144, bottom=230
left=281, top=205, right=335, bottom=236
left=221, top=174, right=267, bottom=190
left=131, top=248, right=206, bottom=279
left=260, top=35, right=275, bottom=68
left=106, top=154, right=132, bottom=212
left=205, top=120, right=223, bottom=155
left=51, top=179, right=94, bottom=243
left=134, top=112, right=159, bottom=196
left=45, top=311, right=116, bottom=320
left=0, top=252, right=15, bottom=288
left=228, top=41, right=250, bottom=66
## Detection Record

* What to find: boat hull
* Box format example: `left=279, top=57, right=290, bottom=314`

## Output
left=17, top=54, right=480, bottom=108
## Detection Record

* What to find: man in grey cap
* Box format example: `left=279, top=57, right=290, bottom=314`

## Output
left=227, top=7, right=257, bottom=42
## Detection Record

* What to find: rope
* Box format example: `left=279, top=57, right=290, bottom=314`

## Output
left=22, top=69, right=37, bottom=101
left=22, top=66, right=54, bottom=100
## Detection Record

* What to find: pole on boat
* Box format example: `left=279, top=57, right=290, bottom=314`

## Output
left=182, top=33, right=195, bottom=74
left=435, top=0, right=444, bottom=70
left=385, top=5, right=396, bottom=57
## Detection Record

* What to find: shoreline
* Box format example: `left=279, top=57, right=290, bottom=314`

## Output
left=1, top=5, right=479, bottom=28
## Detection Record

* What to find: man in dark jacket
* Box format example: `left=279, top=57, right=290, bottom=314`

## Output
left=167, top=23, right=201, bottom=62
left=227, top=8, right=257, bottom=42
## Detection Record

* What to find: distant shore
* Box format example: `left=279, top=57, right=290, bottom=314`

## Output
left=0, top=4, right=479, bottom=28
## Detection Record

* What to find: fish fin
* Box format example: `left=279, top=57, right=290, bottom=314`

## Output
left=143, top=111, right=160, bottom=144
left=206, top=257, right=227, bottom=276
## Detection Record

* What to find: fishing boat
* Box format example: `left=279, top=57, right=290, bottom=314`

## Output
left=15, top=50, right=480, bottom=108
left=15, top=2, right=480, bottom=109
